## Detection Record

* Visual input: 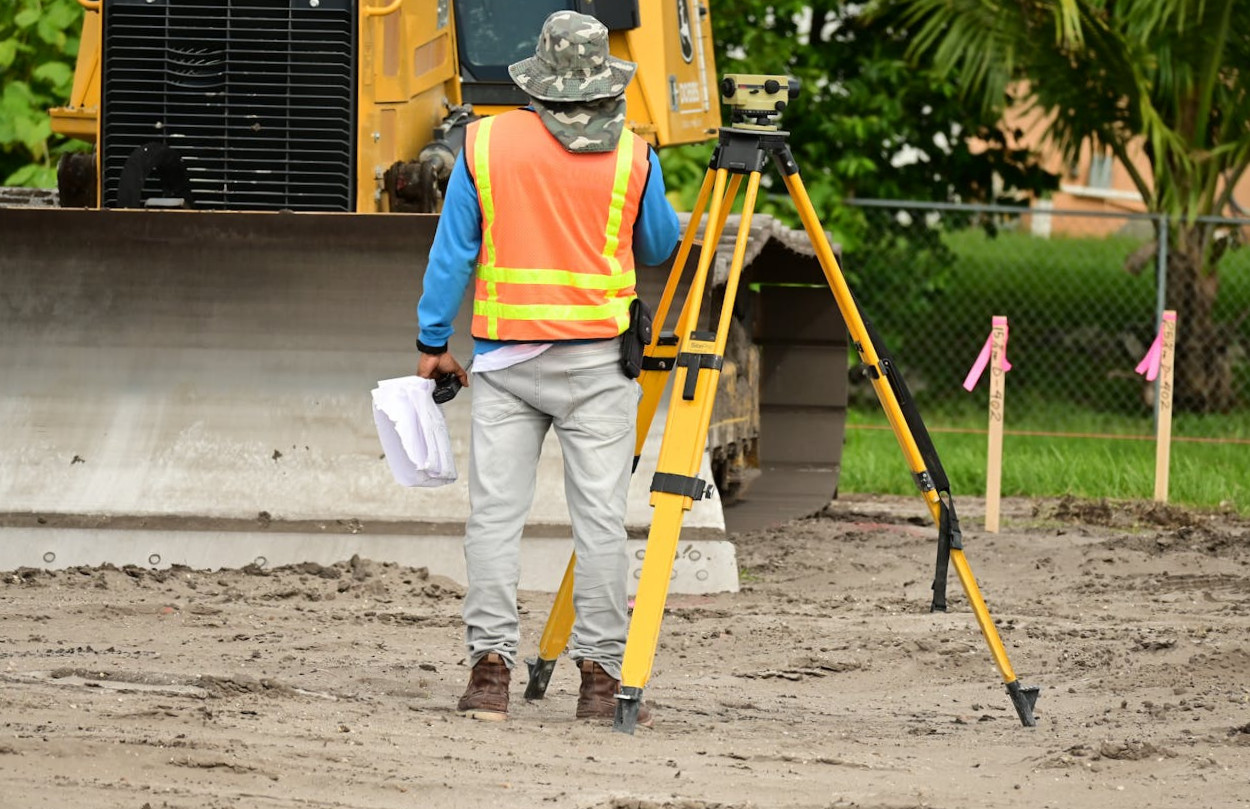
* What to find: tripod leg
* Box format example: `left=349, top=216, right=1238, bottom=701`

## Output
left=526, top=168, right=739, bottom=696
left=648, top=168, right=716, bottom=335
left=635, top=172, right=743, bottom=467
left=634, top=177, right=704, bottom=469
left=779, top=170, right=1038, bottom=726
left=615, top=170, right=763, bottom=734
left=524, top=553, right=576, bottom=699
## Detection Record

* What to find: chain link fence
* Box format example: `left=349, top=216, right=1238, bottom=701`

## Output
left=838, top=200, right=1250, bottom=440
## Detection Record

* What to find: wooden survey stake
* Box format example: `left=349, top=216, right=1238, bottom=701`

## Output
left=1153, top=311, right=1177, bottom=502
left=985, top=316, right=1008, bottom=532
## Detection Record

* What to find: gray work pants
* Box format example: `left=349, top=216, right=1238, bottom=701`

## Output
left=463, top=338, right=637, bottom=680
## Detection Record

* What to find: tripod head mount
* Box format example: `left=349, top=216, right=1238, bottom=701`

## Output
left=719, top=73, right=801, bottom=130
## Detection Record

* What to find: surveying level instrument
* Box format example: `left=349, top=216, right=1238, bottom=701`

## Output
left=523, top=73, right=1040, bottom=733
left=718, top=73, right=801, bottom=129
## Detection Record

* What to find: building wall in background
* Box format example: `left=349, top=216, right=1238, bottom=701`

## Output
left=999, top=102, right=1250, bottom=238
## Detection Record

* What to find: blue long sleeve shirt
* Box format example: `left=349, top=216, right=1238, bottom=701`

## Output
left=416, top=126, right=681, bottom=356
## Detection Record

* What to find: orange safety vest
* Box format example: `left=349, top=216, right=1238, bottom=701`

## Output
left=463, top=109, right=652, bottom=342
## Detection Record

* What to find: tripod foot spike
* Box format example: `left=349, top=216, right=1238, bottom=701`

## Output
left=1007, top=680, right=1041, bottom=727
left=524, top=657, right=557, bottom=701
left=613, top=686, right=644, bottom=734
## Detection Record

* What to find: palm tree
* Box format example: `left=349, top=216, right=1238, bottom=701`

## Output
left=890, top=0, right=1250, bottom=412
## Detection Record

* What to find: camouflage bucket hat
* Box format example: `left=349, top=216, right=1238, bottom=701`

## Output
left=508, top=10, right=637, bottom=103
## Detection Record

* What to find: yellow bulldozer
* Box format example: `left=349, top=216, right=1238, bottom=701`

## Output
left=0, top=0, right=847, bottom=578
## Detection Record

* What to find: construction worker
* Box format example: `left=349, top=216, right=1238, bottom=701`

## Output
left=415, top=10, right=680, bottom=725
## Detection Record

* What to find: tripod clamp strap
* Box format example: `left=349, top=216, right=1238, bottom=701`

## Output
left=676, top=331, right=723, bottom=400
left=930, top=493, right=964, bottom=613
left=641, top=333, right=681, bottom=372
left=651, top=472, right=713, bottom=501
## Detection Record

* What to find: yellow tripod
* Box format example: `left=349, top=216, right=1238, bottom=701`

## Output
left=524, top=74, right=1039, bottom=734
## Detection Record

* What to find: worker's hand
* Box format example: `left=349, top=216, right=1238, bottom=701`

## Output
left=417, top=351, right=469, bottom=388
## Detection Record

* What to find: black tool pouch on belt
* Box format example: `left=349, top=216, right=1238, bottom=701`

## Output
left=620, top=297, right=653, bottom=379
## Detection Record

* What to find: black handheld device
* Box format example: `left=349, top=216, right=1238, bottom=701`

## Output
left=432, top=372, right=462, bottom=404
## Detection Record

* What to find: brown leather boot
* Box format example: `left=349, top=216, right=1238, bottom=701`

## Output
left=576, top=659, right=653, bottom=728
left=457, top=653, right=509, bottom=721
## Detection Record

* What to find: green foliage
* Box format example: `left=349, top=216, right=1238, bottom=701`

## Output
left=890, top=0, right=1250, bottom=412
left=686, top=2, right=1058, bottom=342
left=0, top=0, right=87, bottom=187
left=841, top=206, right=960, bottom=354
left=894, top=0, right=1250, bottom=221
left=704, top=2, right=1056, bottom=226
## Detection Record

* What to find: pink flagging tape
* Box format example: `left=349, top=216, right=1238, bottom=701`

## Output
left=1135, top=332, right=1163, bottom=381
left=963, top=316, right=1013, bottom=391
left=1135, top=312, right=1176, bottom=382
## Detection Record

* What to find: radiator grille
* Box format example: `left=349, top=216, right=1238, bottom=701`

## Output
left=101, top=0, right=356, bottom=211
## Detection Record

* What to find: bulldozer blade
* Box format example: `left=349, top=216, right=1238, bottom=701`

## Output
left=0, top=209, right=456, bottom=524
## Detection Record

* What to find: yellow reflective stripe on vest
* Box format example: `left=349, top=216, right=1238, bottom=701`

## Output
left=603, top=132, right=636, bottom=332
left=602, top=132, right=634, bottom=275
left=473, top=117, right=500, bottom=339
left=477, top=265, right=636, bottom=291
left=473, top=296, right=633, bottom=323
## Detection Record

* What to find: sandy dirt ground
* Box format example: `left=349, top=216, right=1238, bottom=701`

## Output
left=2, top=494, right=1249, bottom=809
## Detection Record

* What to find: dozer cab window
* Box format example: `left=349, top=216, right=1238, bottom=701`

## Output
left=454, top=0, right=573, bottom=106
left=452, top=0, right=640, bottom=107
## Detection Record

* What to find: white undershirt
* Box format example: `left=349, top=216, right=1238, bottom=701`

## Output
left=470, top=343, right=553, bottom=373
